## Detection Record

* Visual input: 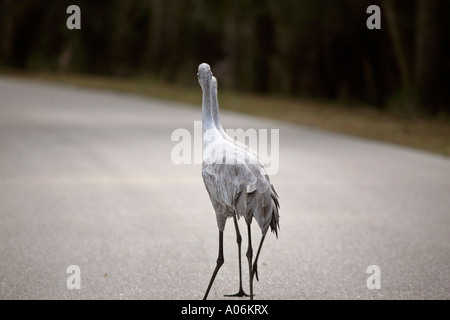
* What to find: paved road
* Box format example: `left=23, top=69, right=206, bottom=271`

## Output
left=0, top=76, right=449, bottom=300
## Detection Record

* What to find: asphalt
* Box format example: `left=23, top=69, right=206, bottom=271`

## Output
left=0, top=76, right=449, bottom=300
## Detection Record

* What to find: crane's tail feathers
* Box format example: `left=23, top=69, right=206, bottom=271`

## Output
left=269, top=186, right=280, bottom=238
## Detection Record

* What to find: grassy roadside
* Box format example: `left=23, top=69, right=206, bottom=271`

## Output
left=2, top=71, right=450, bottom=157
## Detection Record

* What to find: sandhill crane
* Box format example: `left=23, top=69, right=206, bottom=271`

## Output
left=210, top=75, right=273, bottom=297
left=210, top=76, right=249, bottom=297
left=198, top=63, right=280, bottom=300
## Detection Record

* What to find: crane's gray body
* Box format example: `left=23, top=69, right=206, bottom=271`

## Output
left=199, top=64, right=279, bottom=235
left=202, top=151, right=279, bottom=234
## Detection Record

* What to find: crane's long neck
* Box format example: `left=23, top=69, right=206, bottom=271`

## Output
left=211, top=86, right=225, bottom=133
left=201, top=80, right=216, bottom=136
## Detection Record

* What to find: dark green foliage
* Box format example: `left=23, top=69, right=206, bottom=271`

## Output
left=0, top=0, right=448, bottom=114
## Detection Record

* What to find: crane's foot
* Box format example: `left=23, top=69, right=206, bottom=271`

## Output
left=224, top=288, right=250, bottom=297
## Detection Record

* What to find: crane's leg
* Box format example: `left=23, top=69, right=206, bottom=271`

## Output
left=246, top=222, right=254, bottom=300
left=203, top=230, right=224, bottom=300
left=224, top=216, right=249, bottom=297
left=252, top=232, right=267, bottom=282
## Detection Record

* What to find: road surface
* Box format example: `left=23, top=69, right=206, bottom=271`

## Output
left=0, top=76, right=449, bottom=300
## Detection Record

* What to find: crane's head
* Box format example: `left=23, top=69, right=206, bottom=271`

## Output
left=211, top=76, right=218, bottom=93
left=197, top=63, right=212, bottom=88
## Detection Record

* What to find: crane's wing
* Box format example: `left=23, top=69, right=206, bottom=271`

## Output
left=202, top=156, right=279, bottom=236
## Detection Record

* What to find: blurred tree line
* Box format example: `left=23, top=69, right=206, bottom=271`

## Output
left=0, top=0, right=448, bottom=114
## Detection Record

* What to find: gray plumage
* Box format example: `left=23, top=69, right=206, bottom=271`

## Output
left=202, top=156, right=279, bottom=235
left=205, top=76, right=279, bottom=235
left=211, top=76, right=258, bottom=158
left=198, top=63, right=279, bottom=300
